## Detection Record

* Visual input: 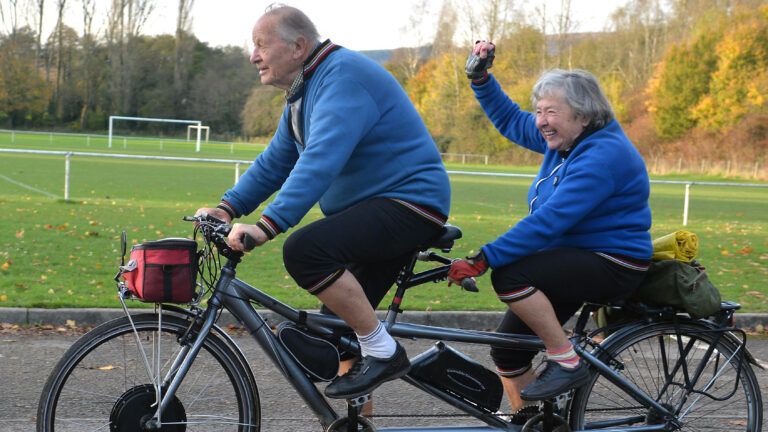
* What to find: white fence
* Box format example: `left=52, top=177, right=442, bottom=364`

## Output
left=440, top=152, right=490, bottom=165
left=0, top=128, right=262, bottom=153
left=1, top=148, right=766, bottom=226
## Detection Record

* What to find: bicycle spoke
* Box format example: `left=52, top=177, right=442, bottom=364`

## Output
left=37, top=314, right=259, bottom=431
left=571, top=322, right=761, bottom=431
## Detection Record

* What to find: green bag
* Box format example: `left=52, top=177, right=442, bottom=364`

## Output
left=631, top=259, right=722, bottom=319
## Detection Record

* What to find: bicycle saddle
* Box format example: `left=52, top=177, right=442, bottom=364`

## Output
left=423, top=224, right=463, bottom=252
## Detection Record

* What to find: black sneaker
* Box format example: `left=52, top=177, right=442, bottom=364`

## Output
left=520, top=360, right=590, bottom=401
left=324, top=342, right=411, bottom=399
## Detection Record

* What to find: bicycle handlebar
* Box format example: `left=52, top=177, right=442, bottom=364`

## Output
left=183, top=214, right=258, bottom=257
left=461, top=278, right=479, bottom=292
left=184, top=214, right=475, bottom=290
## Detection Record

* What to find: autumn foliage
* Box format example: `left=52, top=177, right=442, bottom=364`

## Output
left=1, top=0, right=766, bottom=178
left=394, top=1, right=768, bottom=178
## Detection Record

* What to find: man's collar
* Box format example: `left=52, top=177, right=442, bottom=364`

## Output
left=285, top=39, right=340, bottom=102
left=303, top=39, right=340, bottom=80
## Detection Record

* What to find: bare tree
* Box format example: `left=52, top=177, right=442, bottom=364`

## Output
left=0, top=0, right=21, bottom=35
left=533, top=1, right=548, bottom=70
left=106, top=0, right=155, bottom=114
left=432, top=0, right=458, bottom=55
left=555, top=0, right=573, bottom=68
left=51, top=0, right=66, bottom=117
left=174, top=0, right=194, bottom=114
left=390, top=0, right=430, bottom=84
left=458, top=0, right=514, bottom=45
left=79, top=0, right=97, bottom=128
left=608, top=0, right=668, bottom=87
left=31, top=0, right=45, bottom=68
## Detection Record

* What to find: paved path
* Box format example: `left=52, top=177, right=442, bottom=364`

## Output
left=2, top=326, right=767, bottom=432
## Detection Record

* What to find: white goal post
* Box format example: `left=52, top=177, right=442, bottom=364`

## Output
left=186, top=125, right=210, bottom=145
left=108, top=116, right=206, bottom=152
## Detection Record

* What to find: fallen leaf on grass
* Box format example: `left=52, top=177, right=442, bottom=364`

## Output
left=736, top=246, right=754, bottom=255
left=15, top=229, right=24, bottom=239
left=1, top=261, right=10, bottom=271
left=746, top=291, right=764, bottom=299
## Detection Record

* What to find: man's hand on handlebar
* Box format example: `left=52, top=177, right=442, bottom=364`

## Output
left=194, top=207, right=232, bottom=224
left=228, top=223, right=268, bottom=252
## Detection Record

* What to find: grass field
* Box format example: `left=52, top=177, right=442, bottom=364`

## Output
left=1, top=130, right=766, bottom=312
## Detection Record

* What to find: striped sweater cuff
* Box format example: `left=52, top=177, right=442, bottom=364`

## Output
left=217, top=201, right=238, bottom=219
left=255, top=215, right=281, bottom=240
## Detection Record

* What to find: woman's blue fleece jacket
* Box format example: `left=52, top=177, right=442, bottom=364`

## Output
left=472, top=75, right=653, bottom=269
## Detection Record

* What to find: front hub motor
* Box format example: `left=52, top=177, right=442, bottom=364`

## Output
left=110, top=384, right=186, bottom=431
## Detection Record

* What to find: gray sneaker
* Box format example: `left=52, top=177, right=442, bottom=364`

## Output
left=520, top=360, right=590, bottom=401
left=324, top=342, right=411, bottom=399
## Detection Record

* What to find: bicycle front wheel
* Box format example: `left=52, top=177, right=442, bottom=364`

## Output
left=570, top=320, right=762, bottom=431
left=37, top=312, right=260, bottom=431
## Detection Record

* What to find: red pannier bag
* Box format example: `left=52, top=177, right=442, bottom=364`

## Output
left=120, top=238, right=199, bottom=303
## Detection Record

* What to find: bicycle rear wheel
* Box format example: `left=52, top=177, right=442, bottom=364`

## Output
left=570, top=321, right=762, bottom=431
left=37, top=312, right=260, bottom=431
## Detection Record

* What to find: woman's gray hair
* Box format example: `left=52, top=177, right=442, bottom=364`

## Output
left=263, top=3, right=320, bottom=44
left=531, top=69, right=614, bottom=129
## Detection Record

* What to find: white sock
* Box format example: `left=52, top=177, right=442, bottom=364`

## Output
left=357, top=322, right=396, bottom=359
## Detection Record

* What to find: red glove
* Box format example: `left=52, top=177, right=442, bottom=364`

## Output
left=448, top=251, right=489, bottom=285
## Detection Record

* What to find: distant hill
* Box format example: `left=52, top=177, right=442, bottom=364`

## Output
left=360, top=49, right=393, bottom=64
left=360, top=46, right=433, bottom=65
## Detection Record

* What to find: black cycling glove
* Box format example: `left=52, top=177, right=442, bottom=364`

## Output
left=465, top=42, right=495, bottom=81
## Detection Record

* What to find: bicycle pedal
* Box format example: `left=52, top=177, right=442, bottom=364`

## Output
left=346, top=393, right=371, bottom=407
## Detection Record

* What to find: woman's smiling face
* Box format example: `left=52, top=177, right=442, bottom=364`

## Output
left=534, top=92, right=588, bottom=152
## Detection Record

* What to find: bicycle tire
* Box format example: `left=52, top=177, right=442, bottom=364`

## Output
left=37, top=313, right=260, bottom=431
left=569, top=320, right=763, bottom=431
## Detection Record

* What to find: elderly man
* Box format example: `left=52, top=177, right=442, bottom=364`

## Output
left=197, top=5, right=450, bottom=399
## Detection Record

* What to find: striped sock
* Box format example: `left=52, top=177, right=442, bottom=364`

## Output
left=546, top=343, right=580, bottom=369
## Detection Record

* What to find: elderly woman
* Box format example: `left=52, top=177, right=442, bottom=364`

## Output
left=449, top=41, right=653, bottom=421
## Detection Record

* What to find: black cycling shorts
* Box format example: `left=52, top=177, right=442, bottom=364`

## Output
left=282, top=197, right=445, bottom=307
left=489, top=247, right=649, bottom=373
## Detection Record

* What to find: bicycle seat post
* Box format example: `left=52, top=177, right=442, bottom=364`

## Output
left=384, top=252, right=419, bottom=328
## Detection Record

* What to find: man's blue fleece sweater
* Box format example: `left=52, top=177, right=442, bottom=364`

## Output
left=222, top=45, right=450, bottom=232
left=472, top=75, right=653, bottom=269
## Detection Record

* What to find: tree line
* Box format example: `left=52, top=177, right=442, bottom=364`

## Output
left=0, top=0, right=257, bottom=137
left=1, top=0, right=766, bottom=177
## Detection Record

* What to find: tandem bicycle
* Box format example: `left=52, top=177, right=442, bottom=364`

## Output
left=36, top=214, right=764, bottom=431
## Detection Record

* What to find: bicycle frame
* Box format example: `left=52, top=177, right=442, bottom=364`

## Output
left=142, top=251, right=740, bottom=432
